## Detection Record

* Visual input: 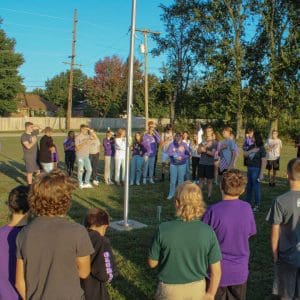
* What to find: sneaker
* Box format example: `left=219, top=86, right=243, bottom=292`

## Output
left=82, top=183, right=93, bottom=189
left=149, top=179, right=155, bottom=184
left=92, top=180, right=99, bottom=186
left=253, top=205, right=259, bottom=212
left=143, top=178, right=147, bottom=185
left=79, top=183, right=84, bottom=189
left=167, top=195, right=173, bottom=200
left=136, top=181, right=140, bottom=186
left=130, top=182, right=134, bottom=186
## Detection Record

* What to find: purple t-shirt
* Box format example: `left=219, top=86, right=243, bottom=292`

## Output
left=0, top=225, right=23, bottom=300
left=167, top=141, right=190, bottom=165
left=202, top=200, right=256, bottom=286
left=142, top=131, right=161, bottom=157
left=103, top=138, right=113, bottom=156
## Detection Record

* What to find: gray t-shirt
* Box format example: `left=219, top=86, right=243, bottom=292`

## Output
left=266, top=191, right=300, bottom=267
left=89, top=137, right=100, bottom=155
left=16, top=216, right=94, bottom=300
left=21, top=130, right=39, bottom=158
left=199, top=140, right=218, bottom=166
left=75, top=133, right=90, bottom=158
left=219, top=139, right=236, bottom=165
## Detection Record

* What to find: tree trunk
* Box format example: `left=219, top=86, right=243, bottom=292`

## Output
left=169, top=92, right=176, bottom=126
left=236, top=110, right=244, bottom=140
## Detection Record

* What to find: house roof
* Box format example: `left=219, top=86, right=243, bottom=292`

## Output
left=16, top=93, right=58, bottom=112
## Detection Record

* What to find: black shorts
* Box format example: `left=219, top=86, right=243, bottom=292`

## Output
left=199, top=164, right=214, bottom=179
left=215, top=282, right=247, bottom=300
left=266, top=158, right=280, bottom=171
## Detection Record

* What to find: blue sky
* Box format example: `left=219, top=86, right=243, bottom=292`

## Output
left=0, top=1, right=173, bottom=91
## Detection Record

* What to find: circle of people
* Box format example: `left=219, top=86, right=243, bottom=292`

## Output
left=0, top=121, right=299, bottom=300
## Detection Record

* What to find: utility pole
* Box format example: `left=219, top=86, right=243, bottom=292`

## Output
left=65, top=9, right=78, bottom=130
left=136, top=28, right=160, bottom=130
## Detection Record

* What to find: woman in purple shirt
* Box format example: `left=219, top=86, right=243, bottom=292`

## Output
left=142, top=121, right=161, bottom=184
left=166, top=132, right=190, bottom=200
left=203, top=169, right=257, bottom=300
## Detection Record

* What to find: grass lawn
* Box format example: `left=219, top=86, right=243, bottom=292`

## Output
left=0, top=135, right=297, bottom=299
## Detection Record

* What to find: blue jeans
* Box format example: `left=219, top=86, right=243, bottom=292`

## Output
left=130, top=155, right=143, bottom=184
left=168, top=164, right=186, bottom=198
left=143, top=155, right=155, bottom=180
left=77, top=156, right=92, bottom=185
left=185, top=159, right=190, bottom=180
left=246, top=167, right=261, bottom=206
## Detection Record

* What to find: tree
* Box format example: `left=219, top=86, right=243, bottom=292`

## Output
left=44, top=69, right=87, bottom=110
left=0, top=20, right=24, bottom=115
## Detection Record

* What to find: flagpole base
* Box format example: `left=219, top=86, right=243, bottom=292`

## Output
left=110, top=219, right=147, bottom=231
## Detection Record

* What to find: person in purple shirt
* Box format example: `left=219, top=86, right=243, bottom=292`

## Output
left=130, top=132, right=146, bottom=186
left=142, top=121, right=161, bottom=184
left=0, top=185, right=29, bottom=300
left=167, top=132, right=190, bottom=200
left=103, top=130, right=114, bottom=185
left=203, top=169, right=257, bottom=300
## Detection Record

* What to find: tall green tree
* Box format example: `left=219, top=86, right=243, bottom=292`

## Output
left=44, top=69, right=87, bottom=110
left=0, top=20, right=24, bottom=115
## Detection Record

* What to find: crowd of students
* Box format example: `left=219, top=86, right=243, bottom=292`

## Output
left=0, top=121, right=299, bottom=299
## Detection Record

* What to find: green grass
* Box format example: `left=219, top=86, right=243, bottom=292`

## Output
left=0, top=135, right=296, bottom=299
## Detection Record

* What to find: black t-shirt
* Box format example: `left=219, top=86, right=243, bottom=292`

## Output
left=81, top=230, right=117, bottom=300
left=245, top=145, right=266, bottom=168
left=39, top=135, right=54, bottom=163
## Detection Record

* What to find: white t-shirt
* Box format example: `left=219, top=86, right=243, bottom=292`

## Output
left=265, top=138, right=282, bottom=160
left=115, top=137, right=126, bottom=159
left=197, top=128, right=203, bottom=145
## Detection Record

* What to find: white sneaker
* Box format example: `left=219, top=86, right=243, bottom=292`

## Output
left=130, top=182, right=134, bottom=186
left=92, top=180, right=99, bottom=186
left=143, top=179, right=147, bottom=184
left=149, top=179, right=155, bottom=184
left=109, top=181, right=114, bottom=185
left=136, top=181, right=140, bottom=186
left=253, top=205, right=259, bottom=212
left=83, top=183, right=93, bottom=189
left=79, top=183, right=84, bottom=189
left=167, top=195, right=173, bottom=200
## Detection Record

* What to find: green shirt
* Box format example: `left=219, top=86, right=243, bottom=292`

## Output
left=149, top=219, right=221, bottom=284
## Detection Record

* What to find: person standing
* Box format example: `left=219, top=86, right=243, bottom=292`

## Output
left=218, top=127, right=237, bottom=179
left=190, top=133, right=200, bottom=184
left=21, top=122, right=40, bottom=185
left=166, top=132, right=190, bottom=200
left=182, top=131, right=191, bottom=180
left=198, top=126, right=218, bottom=200
left=244, top=132, right=267, bottom=212
left=149, top=181, right=221, bottom=300
left=114, top=128, right=126, bottom=186
left=103, top=130, right=114, bottom=185
left=39, top=127, right=55, bottom=173
left=160, top=124, right=173, bottom=181
left=196, top=122, right=204, bottom=145
left=203, top=170, right=257, bottom=300
left=265, top=130, right=282, bottom=187
left=81, top=208, right=117, bottom=300
left=142, top=121, right=161, bottom=184
left=130, top=132, right=146, bottom=186
left=89, top=129, right=101, bottom=186
left=0, top=186, right=29, bottom=300
left=266, top=158, right=300, bottom=300
left=75, top=124, right=93, bottom=189
left=63, top=131, right=76, bottom=176
left=15, top=170, right=94, bottom=300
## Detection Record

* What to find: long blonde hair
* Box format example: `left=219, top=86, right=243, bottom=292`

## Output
left=175, top=181, right=206, bottom=221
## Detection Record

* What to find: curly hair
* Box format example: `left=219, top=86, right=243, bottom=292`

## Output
left=221, top=169, right=247, bottom=196
left=29, top=169, right=76, bottom=216
left=175, top=181, right=206, bottom=222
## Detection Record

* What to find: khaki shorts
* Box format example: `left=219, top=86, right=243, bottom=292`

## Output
left=155, top=279, right=206, bottom=300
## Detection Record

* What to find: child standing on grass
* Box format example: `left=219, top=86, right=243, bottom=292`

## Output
left=103, top=130, right=114, bottom=185
left=81, top=208, right=116, bottom=300
left=190, top=133, right=200, bottom=184
left=265, top=130, right=282, bottom=187
left=114, top=128, right=126, bottom=186
left=203, top=170, right=257, bottom=300
left=64, top=131, right=76, bottom=176
left=15, top=170, right=94, bottom=300
left=266, top=158, right=300, bottom=300
left=89, top=129, right=101, bottom=186
left=130, top=132, right=146, bottom=185
left=0, top=186, right=29, bottom=300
